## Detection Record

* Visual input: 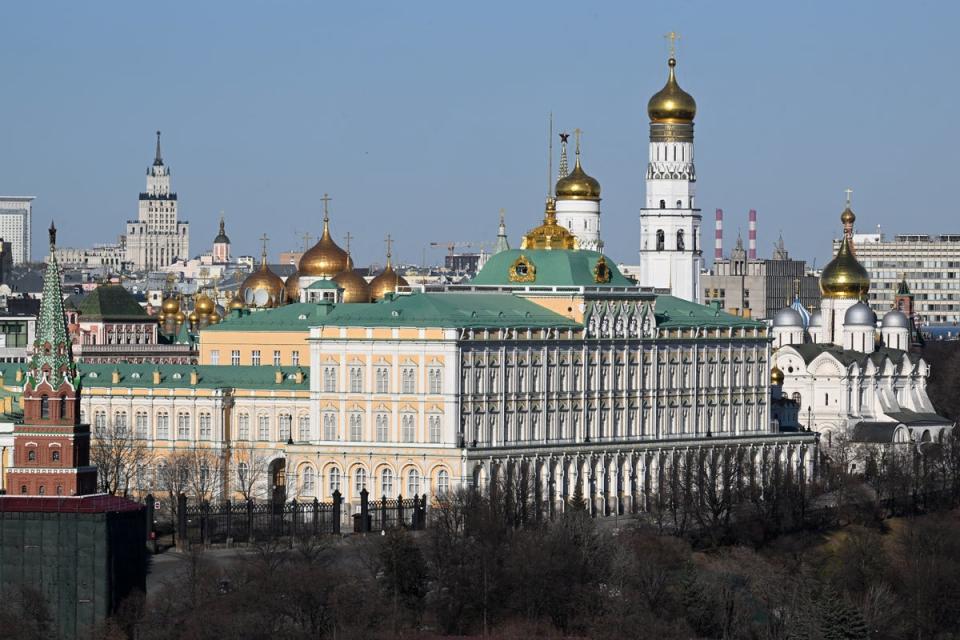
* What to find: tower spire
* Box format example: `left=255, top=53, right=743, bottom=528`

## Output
left=557, top=133, right=569, bottom=180
left=31, top=221, right=74, bottom=388
left=154, top=130, right=163, bottom=166
left=495, top=208, right=510, bottom=254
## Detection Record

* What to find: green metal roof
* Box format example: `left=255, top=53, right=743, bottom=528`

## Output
left=306, top=280, right=339, bottom=290
left=311, top=292, right=580, bottom=330
left=77, top=285, right=149, bottom=320
left=470, top=249, right=634, bottom=287
left=0, top=362, right=308, bottom=391
left=204, top=303, right=335, bottom=332
left=653, top=295, right=766, bottom=329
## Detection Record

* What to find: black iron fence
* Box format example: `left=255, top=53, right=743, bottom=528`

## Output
left=142, top=489, right=428, bottom=549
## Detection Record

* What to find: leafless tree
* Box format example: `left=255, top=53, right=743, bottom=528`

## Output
left=90, top=420, right=152, bottom=497
left=231, top=444, right=271, bottom=501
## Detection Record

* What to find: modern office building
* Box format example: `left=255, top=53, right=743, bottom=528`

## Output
left=0, top=196, right=34, bottom=265
left=836, top=231, right=960, bottom=325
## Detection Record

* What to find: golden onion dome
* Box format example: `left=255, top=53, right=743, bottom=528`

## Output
left=300, top=216, right=348, bottom=278
left=820, top=235, right=870, bottom=300
left=208, top=312, right=221, bottom=325
left=770, top=365, right=784, bottom=386
left=194, top=292, right=215, bottom=316
left=239, top=254, right=286, bottom=309
left=648, top=58, right=696, bottom=124
left=521, top=197, right=579, bottom=251
left=228, top=292, right=245, bottom=311
left=840, top=206, right=856, bottom=225
left=157, top=311, right=166, bottom=323
left=332, top=255, right=372, bottom=303
left=369, top=250, right=409, bottom=302
left=188, top=310, right=199, bottom=324
left=161, top=295, right=180, bottom=314
left=174, top=310, right=186, bottom=324
left=285, top=268, right=302, bottom=304
left=555, top=155, right=601, bottom=201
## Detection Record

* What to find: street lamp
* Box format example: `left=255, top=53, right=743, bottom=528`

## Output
left=806, top=406, right=812, bottom=432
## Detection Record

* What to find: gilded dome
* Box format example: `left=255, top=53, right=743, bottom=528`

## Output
left=161, top=295, right=180, bottom=314
left=174, top=310, right=186, bottom=324
left=521, top=198, right=578, bottom=251
left=369, top=249, right=409, bottom=302
left=555, top=155, right=601, bottom=201
left=332, top=255, right=372, bottom=303
left=770, top=366, right=784, bottom=386
left=300, top=217, right=348, bottom=278
left=194, top=292, right=215, bottom=316
left=239, top=256, right=286, bottom=309
left=228, top=292, right=245, bottom=311
left=285, top=268, right=302, bottom=304
left=648, top=58, right=697, bottom=124
left=188, top=310, right=199, bottom=324
left=208, top=312, right=221, bottom=325
left=840, top=206, right=856, bottom=225
left=820, top=235, right=870, bottom=300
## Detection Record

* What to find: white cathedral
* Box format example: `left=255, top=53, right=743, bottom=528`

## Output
left=770, top=202, right=952, bottom=448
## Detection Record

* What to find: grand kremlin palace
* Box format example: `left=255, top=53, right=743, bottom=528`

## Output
left=0, top=54, right=816, bottom=514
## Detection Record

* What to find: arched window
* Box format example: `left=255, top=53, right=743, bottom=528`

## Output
left=437, top=469, right=450, bottom=495
left=20, top=485, right=27, bottom=494
left=278, top=414, right=292, bottom=441
left=349, top=413, right=363, bottom=441
left=328, top=467, right=341, bottom=494
left=52, top=450, right=60, bottom=462
left=298, top=416, right=310, bottom=441
left=177, top=412, right=191, bottom=439
left=237, top=462, right=249, bottom=485
left=322, top=413, right=337, bottom=440
left=676, top=229, right=685, bottom=251
left=401, top=414, right=415, bottom=442
left=376, top=414, right=389, bottom=442
left=659, top=199, right=666, bottom=209
left=429, top=415, right=442, bottom=444
left=301, top=467, right=316, bottom=496
left=407, top=469, right=421, bottom=496
left=656, top=230, right=665, bottom=251
left=676, top=200, right=682, bottom=208
left=157, top=412, right=169, bottom=439
left=59, top=395, right=67, bottom=420
left=40, top=395, right=49, bottom=419
left=257, top=415, right=270, bottom=440
left=381, top=469, right=394, bottom=498
left=237, top=414, right=250, bottom=440
left=355, top=468, right=367, bottom=494
left=27, top=449, right=36, bottom=462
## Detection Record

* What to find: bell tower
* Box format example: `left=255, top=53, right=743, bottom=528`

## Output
left=6, top=223, right=96, bottom=496
left=638, top=35, right=703, bottom=302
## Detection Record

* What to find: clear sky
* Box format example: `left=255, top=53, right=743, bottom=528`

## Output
left=1, top=1, right=956, bottom=269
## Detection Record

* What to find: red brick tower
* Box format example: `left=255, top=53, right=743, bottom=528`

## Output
left=6, top=223, right=96, bottom=496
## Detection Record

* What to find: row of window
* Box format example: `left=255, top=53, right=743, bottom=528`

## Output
left=321, top=412, right=442, bottom=444
left=323, top=366, right=443, bottom=394
left=297, top=465, right=450, bottom=499
left=210, top=349, right=301, bottom=367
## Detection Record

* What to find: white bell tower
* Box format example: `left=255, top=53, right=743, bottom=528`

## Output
left=638, top=43, right=702, bottom=302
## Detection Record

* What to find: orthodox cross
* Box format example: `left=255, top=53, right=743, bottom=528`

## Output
left=385, top=234, right=393, bottom=260
left=344, top=231, right=354, bottom=255
left=574, top=127, right=582, bottom=155
left=259, top=233, right=269, bottom=260
left=844, top=188, right=853, bottom=208
left=301, top=231, right=313, bottom=251
left=320, top=193, right=332, bottom=221
left=664, top=31, right=679, bottom=58
left=499, top=208, right=506, bottom=226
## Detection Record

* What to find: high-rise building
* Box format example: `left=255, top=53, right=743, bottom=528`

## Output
left=124, top=132, right=190, bottom=271
left=638, top=53, right=703, bottom=303
left=0, top=196, right=34, bottom=265
left=833, top=231, right=960, bottom=326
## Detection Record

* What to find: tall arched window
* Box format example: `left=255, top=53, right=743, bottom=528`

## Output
left=40, top=395, right=49, bottom=419
left=298, top=416, right=310, bottom=441
left=676, top=229, right=685, bottom=251
left=157, top=412, right=169, bottom=439
left=407, top=469, right=421, bottom=496
left=301, top=467, right=316, bottom=496
left=237, top=414, right=250, bottom=440
left=328, top=467, right=341, bottom=494
left=429, top=415, right=442, bottom=444
left=278, top=414, right=292, bottom=441
left=437, top=469, right=450, bottom=495
left=656, top=230, right=665, bottom=251
left=659, top=199, right=666, bottom=209
left=59, top=395, right=67, bottom=420
left=376, top=414, right=389, bottom=442
left=349, top=413, right=362, bottom=441
left=354, top=468, right=367, bottom=494
left=401, top=414, right=415, bottom=443
left=381, top=469, right=394, bottom=498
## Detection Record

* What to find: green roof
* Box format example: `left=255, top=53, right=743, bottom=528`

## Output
left=307, top=280, right=339, bottom=290
left=653, top=295, right=765, bottom=329
left=77, top=285, right=149, bottom=320
left=312, top=292, right=580, bottom=330
left=204, top=303, right=335, bottom=332
left=0, top=363, right=308, bottom=391
left=470, top=249, right=634, bottom=287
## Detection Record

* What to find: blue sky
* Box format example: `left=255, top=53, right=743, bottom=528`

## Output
left=1, top=1, right=956, bottom=269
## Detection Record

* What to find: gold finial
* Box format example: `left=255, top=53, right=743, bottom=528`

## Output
left=499, top=207, right=505, bottom=226
left=664, top=31, right=679, bottom=59
left=259, top=233, right=269, bottom=264
left=574, top=128, right=582, bottom=157
left=385, top=234, right=393, bottom=267
left=320, top=193, right=332, bottom=223
left=844, top=188, right=853, bottom=208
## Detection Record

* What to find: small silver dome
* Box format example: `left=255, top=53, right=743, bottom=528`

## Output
left=772, top=307, right=804, bottom=328
left=882, top=310, right=909, bottom=329
left=808, top=310, right=823, bottom=327
left=844, top=301, right=876, bottom=327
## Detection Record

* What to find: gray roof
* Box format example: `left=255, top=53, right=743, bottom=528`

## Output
left=773, top=307, right=804, bottom=328
left=844, top=301, right=876, bottom=326
left=886, top=410, right=953, bottom=427
left=882, top=310, right=909, bottom=328
left=789, top=343, right=919, bottom=368
left=851, top=422, right=901, bottom=443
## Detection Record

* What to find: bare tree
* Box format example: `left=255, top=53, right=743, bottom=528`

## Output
left=231, top=444, right=271, bottom=501
left=184, top=446, right=224, bottom=504
left=90, top=420, right=152, bottom=497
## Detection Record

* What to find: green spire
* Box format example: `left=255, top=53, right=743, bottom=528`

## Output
left=494, top=208, right=510, bottom=254
left=29, top=222, right=76, bottom=389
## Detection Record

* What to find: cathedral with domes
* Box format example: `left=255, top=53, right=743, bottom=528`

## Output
left=770, top=198, right=951, bottom=447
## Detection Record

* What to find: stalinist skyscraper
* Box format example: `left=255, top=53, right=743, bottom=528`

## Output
left=638, top=39, right=703, bottom=302
left=124, top=131, right=190, bottom=270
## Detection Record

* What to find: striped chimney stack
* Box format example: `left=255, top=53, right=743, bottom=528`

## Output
left=715, top=209, right=723, bottom=260
left=748, top=209, right=757, bottom=260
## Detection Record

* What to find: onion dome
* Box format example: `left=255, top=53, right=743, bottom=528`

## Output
left=228, top=292, right=245, bottom=311
left=300, top=203, right=348, bottom=278
left=840, top=206, right=856, bottom=226
left=161, top=294, right=180, bottom=315
left=369, top=239, right=409, bottom=302
left=157, top=311, right=166, bottom=323
left=188, top=309, right=199, bottom=325
left=208, top=312, right=222, bottom=325
left=214, top=216, right=230, bottom=244
left=194, top=292, right=215, bottom=316
left=648, top=57, right=697, bottom=124
left=772, top=307, right=804, bottom=328
left=820, top=235, right=870, bottom=300
left=285, top=268, right=302, bottom=304
left=555, top=140, right=601, bottom=201
left=844, top=301, right=876, bottom=326
left=239, top=248, right=286, bottom=309
left=808, top=310, right=823, bottom=328
left=882, top=310, right=909, bottom=328
left=771, top=365, right=784, bottom=386
left=332, top=254, right=372, bottom=303
left=521, top=197, right=579, bottom=251
left=174, top=310, right=186, bottom=324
